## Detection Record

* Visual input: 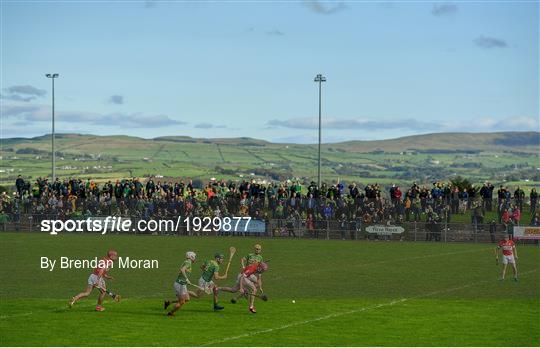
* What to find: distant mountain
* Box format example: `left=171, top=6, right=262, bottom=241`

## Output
left=2, top=131, right=538, bottom=153
left=1, top=131, right=538, bottom=185
left=337, top=132, right=539, bottom=153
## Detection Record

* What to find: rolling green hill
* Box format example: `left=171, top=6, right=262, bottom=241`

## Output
left=340, top=132, right=539, bottom=153
left=1, top=132, right=539, bottom=189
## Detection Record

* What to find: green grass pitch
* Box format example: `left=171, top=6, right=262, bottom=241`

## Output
left=1, top=232, right=539, bottom=346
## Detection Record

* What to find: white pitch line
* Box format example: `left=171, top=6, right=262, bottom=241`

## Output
left=0, top=312, right=33, bottom=320
left=202, top=299, right=408, bottom=346
left=202, top=269, right=538, bottom=346
left=0, top=298, right=130, bottom=320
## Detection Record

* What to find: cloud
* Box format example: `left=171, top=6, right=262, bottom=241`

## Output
left=1, top=94, right=36, bottom=102
left=0, top=124, right=59, bottom=138
left=473, top=116, right=539, bottom=131
left=266, top=29, right=285, bottom=36
left=431, top=4, right=458, bottom=17
left=6, top=85, right=46, bottom=96
left=304, top=1, right=347, bottom=15
left=145, top=0, right=157, bottom=8
left=267, top=117, right=442, bottom=130
left=194, top=123, right=226, bottom=129
left=474, top=36, right=508, bottom=49
left=267, top=116, right=539, bottom=133
left=3, top=104, right=185, bottom=128
left=2, top=104, right=43, bottom=117
left=245, top=27, right=284, bottom=36
left=107, top=95, right=124, bottom=105
left=105, top=113, right=183, bottom=128
left=1, top=85, right=47, bottom=102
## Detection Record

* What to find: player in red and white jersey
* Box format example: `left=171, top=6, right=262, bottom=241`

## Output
left=218, top=261, right=268, bottom=313
left=69, top=250, right=118, bottom=311
left=496, top=235, right=518, bottom=281
left=240, top=262, right=268, bottom=313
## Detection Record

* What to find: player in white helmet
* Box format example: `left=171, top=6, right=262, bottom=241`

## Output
left=164, top=251, right=198, bottom=316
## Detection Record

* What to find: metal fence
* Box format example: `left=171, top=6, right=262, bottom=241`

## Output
left=264, top=219, right=521, bottom=243
left=1, top=213, right=537, bottom=244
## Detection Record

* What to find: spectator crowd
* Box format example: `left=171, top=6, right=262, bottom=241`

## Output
left=1, top=176, right=538, bottom=235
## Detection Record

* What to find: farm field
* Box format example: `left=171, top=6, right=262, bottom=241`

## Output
left=1, top=132, right=539, bottom=192
left=1, top=232, right=539, bottom=346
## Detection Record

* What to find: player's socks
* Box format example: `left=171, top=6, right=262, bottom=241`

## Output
left=164, top=300, right=170, bottom=310
left=95, top=306, right=105, bottom=312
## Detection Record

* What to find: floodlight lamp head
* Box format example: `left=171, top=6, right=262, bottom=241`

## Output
left=314, top=74, right=326, bottom=82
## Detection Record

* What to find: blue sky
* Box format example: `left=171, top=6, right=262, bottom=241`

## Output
left=1, top=1, right=538, bottom=143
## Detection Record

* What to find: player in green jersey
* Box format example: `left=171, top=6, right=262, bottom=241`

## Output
left=164, top=251, right=197, bottom=316
left=226, top=244, right=265, bottom=306
left=241, top=244, right=264, bottom=268
left=198, top=253, right=229, bottom=311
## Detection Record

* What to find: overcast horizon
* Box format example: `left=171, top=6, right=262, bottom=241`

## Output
left=1, top=1, right=538, bottom=144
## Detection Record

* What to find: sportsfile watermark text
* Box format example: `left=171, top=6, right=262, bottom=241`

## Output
left=40, top=216, right=252, bottom=235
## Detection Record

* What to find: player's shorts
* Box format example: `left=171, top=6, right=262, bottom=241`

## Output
left=199, top=277, right=215, bottom=291
left=237, top=273, right=257, bottom=284
left=240, top=275, right=258, bottom=290
left=174, top=282, right=189, bottom=298
left=502, top=255, right=515, bottom=265
left=87, top=274, right=105, bottom=289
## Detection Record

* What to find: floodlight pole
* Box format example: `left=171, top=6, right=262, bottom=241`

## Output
left=314, top=74, right=326, bottom=188
left=46, top=73, right=59, bottom=182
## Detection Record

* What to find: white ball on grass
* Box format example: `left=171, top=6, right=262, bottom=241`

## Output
left=292, top=300, right=296, bottom=304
